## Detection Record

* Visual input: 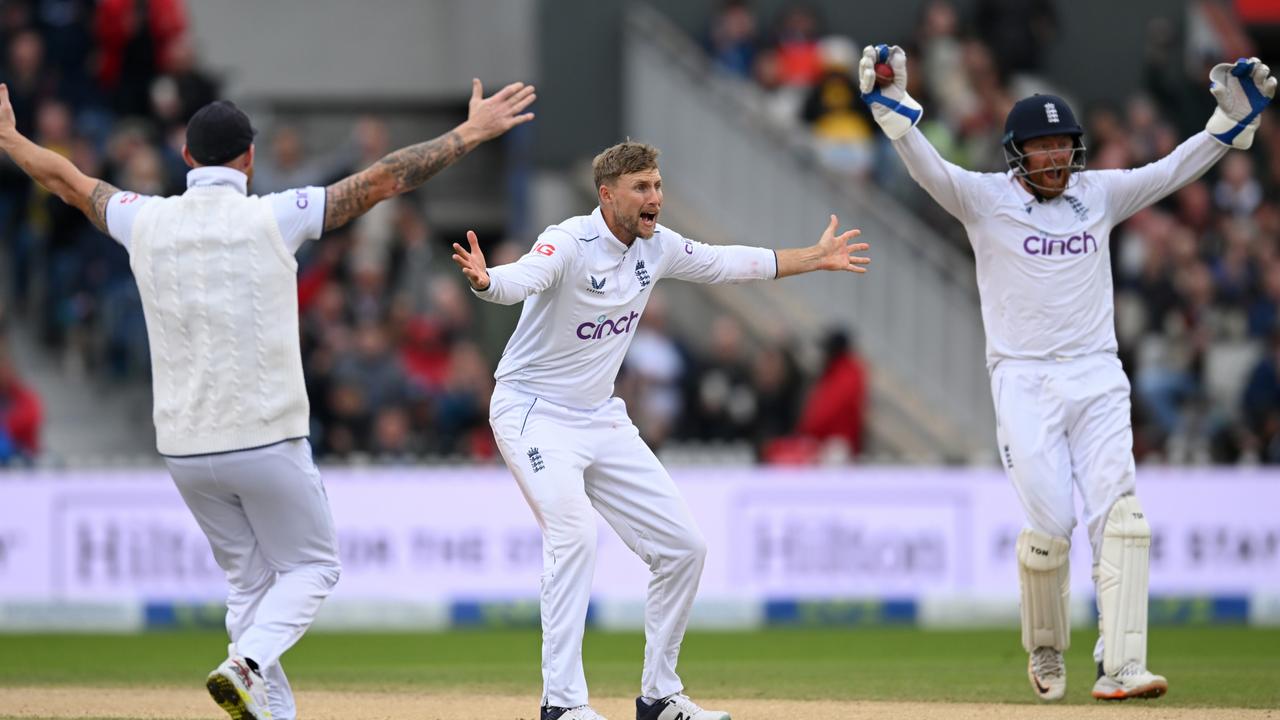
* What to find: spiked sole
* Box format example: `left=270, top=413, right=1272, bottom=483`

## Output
left=206, top=673, right=264, bottom=720
left=1092, top=680, right=1168, bottom=701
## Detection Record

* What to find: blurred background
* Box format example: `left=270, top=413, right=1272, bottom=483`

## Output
left=1, top=0, right=1278, bottom=632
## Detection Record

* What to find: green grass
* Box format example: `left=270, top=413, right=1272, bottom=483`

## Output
left=1, top=628, right=1277, bottom=707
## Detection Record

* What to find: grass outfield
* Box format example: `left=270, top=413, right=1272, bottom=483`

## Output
left=0, top=627, right=1276, bottom=708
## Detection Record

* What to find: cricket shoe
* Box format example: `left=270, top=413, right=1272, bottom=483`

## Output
left=1092, top=661, right=1168, bottom=700
left=636, top=694, right=730, bottom=720
left=206, top=655, right=272, bottom=720
left=1027, top=646, right=1066, bottom=702
left=541, top=705, right=607, bottom=720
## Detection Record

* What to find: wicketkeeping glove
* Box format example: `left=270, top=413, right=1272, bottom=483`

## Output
left=858, top=44, right=922, bottom=140
left=1206, top=56, right=1275, bottom=150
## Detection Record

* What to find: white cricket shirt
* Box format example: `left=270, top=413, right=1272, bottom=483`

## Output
left=892, top=128, right=1228, bottom=368
left=476, top=207, right=777, bottom=408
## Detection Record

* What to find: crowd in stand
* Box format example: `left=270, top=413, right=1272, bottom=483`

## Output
left=13, top=0, right=1280, bottom=466
left=704, top=0, right=1280, bottom=464
left=12, top=0, right=1280, bottom=466
left=0, top=0, right=869, bottom=464
left=616, top=302, right=867, bottom=463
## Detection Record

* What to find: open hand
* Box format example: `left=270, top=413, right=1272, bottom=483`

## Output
left=0, top=84, right=17, bottom=142
left=814, top=214, right=870, bottom=273
left=452, top=230, right=491, bottom=291
left=465, top=79, right=536, bottom=143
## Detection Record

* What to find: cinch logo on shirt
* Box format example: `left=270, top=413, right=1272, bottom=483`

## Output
left=1023, top=232, right=1098, bottom=256
left=576, top=311, right=639, bottom=340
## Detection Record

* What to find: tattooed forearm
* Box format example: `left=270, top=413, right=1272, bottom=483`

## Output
left=87, top=180, right=120, bottom=234
left=323, top=173, right=377, bottom=232
left=379, top=131, right=468, bottom=192
left=322, top=130, right=470, bottom=232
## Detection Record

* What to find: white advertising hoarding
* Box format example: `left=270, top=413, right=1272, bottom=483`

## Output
left=1, top=467, right=1276, bottom=609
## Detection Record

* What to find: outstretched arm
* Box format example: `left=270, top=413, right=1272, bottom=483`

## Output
left=776, top=215, right=869, bottom=278
left=452, top=230, right=573, bottom=305
left=664, top=215, right=869, bottom=283
left=1095, top=133, right=1228, bottom=224
left=891, top=128, right=985, bottom=223
left=323, top=78, right=536, bottom=232
left=0, top=83, right=118, bottom=233
left=1101, top=57, right=1274, bottom=223
left=858, top=45, right=984, bottom=223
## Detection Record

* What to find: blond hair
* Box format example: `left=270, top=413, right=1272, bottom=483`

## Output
left=592, top=141, right=660, bottom=190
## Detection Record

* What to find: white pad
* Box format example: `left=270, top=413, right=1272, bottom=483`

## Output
left=1017, top=528, right=1071, bottom=652
left=1097, top=494, right=1151, bottom=673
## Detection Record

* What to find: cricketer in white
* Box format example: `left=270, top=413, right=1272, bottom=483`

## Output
left=452, top=141, right=869, bottom=720
left=0, top=79, right=536, bottom=720
left=859, top=43, right=1275, bottom=702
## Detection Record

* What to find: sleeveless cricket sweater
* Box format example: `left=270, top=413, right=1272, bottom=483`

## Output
left=129, top=185, right=310, bottom=456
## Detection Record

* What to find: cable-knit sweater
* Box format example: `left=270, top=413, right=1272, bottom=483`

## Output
left=129, top=185, right=309, bottom=456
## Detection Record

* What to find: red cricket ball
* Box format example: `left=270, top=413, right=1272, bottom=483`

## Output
left=874, top=62, right=894, bottom=87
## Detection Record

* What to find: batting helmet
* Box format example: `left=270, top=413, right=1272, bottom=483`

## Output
left=1002, top=94, right=1087, bottom=179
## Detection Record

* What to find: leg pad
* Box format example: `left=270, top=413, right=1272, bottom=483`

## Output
left=1017, top=528, right=1072, bottom=652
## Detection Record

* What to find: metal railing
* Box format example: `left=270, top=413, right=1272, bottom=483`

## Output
left=622, top=4, right=995, bottom=459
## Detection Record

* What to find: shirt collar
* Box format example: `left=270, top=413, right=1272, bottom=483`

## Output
left=187, top=166, right=249, bottom=195
left=591, top=206, right=651, bottom=256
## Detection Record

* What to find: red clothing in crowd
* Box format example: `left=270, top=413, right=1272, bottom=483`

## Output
left=1, top=378, right=42, bottom=456
left=94, top=0, right=188, bottom=86
left=798, top=353, right=867, bottom=455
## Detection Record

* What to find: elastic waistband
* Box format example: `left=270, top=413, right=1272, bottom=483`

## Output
left=990, top=351, right=1119, bottom=374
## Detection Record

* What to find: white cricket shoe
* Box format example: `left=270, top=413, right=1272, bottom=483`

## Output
left=541, top=705, right=608, bottom=720
left=636, top=694, right=730, bottom=720
left=1027, top=646, right=1066, bottom=702
left=206, top=655, right=272, bottom=720
left=1092, top=661, right=1168, bottom=700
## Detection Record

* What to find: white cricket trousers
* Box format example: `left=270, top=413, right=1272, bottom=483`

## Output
left=490, top=383, right=707, bottom=708
left=165, top=438, right=341, bottom=720
left=991, top=354, right=1138, bottom=558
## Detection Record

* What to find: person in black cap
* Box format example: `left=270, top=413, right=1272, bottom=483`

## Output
left=0, top=77, right=535, bottom=720
left=185, top=99, right=259, bottom=167
left=857, top=43, right=1275, bottom=703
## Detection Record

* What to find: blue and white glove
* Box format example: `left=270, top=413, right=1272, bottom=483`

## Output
left=858, top=44, right=922, bottom=140
left=1206, top=57, right=1275, bottom=150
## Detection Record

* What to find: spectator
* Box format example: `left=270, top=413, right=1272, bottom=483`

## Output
left=1213, top=152, right=1263, bottom=218
left=797, top=329, right=867, bottom=456
left=151, top=34, right=218, bottom=124
left=705, top=0, right=758, bottom=79
left=770, top=3, right=823, bottom=88
left=801, top=35, right=876, bottom=177
left=253, top=123, right=354, bottom=195
left=1242, top=332, right=1280, bottom=462
left=333, top=323, right=409, bottom=414
left=620, top=292, right=688, bottom=447
left=435, top=340, right=493, bottom=457
left=93, top=0, right=187, bottom=117
left=973, top=0, right=1057, bottom=76
left=917, top=0, right=976, bottom=132
left=0, top=342, right=42, bottom=462
left=750, top=339, right=803, bottom=453
left=688, top=316, right=757, bottom=442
